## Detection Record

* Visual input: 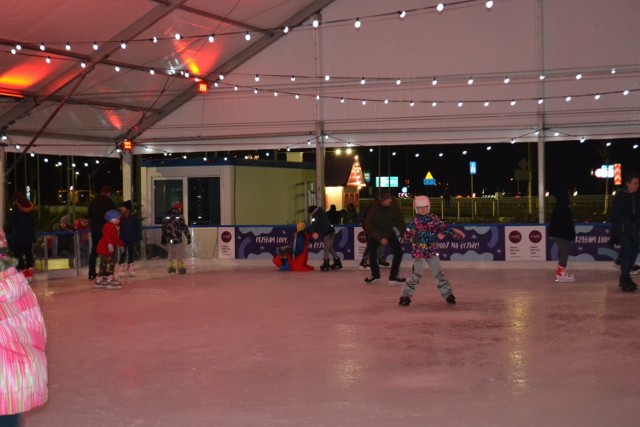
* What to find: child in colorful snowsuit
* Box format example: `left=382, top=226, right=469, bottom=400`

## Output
left=0, top=230, right=48, bottom=425
left=95, top=210, right=125, bottom=289
left=161, top=201, right=191, bottom=274
left=399, top=196, right=465, bottom=306
left=117, top=200, right=142, bottom=277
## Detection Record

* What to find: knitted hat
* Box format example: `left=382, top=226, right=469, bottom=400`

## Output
left=121, top=200, right=133, bottom=212
left=104, top=209, right=121, bottom=223
left=60, top=215, right=72, bottom=226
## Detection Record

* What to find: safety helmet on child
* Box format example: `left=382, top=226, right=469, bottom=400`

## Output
left=104, top=209, right=121, bottom=223
left=413, top=195, right=431, bottom=213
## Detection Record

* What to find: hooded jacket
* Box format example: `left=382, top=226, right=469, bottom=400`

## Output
left=0, top=267, right=48, bottom=415
left=364, top=199, right=405, bottom=242
left=161, top=208, right=190, bottom=244
left=610, top=189, right=640, bottom=241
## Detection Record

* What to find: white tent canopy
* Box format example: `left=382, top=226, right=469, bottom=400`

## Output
left=1, top=0, right=639, bottom=158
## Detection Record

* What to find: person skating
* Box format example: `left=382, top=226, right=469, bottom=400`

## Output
left=6, top=192, right=36, bottom=282
left=308, top=205, right=341, bottom=271
left=161, top=201, right=191, bottom=274
left=95, top=210, right=125, bottom=289
left=117, top=200, right=142, bottom=277
left=87, top=185, right=115, bottom=280
left=610, top=172, right=640, bottom=292
left=549, top=188, right=576, bottom=283
left=398, top=196, right=465, bottom=306
left=363, top=191, right=405, bottom=284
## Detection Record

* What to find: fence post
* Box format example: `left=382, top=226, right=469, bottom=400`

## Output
left=457, top=200, right=460, bottom=222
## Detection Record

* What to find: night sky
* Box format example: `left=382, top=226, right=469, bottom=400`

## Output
left=6, top=137, right=639, bottom=205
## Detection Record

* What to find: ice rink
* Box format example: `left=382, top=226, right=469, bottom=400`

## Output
left=25, top=260, right=640, bottom=427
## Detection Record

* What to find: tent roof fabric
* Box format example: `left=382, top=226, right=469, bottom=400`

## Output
left=1, top=0, right=639, bottom=157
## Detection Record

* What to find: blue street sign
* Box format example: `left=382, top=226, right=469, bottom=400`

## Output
left=469, top=161, right=477, bottom=175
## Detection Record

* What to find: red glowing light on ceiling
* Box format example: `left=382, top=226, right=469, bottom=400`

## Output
left=198, top=82, right=209, bottom=93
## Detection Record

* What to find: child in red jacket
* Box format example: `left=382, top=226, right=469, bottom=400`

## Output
left=95, top=210, right=124, bottom=289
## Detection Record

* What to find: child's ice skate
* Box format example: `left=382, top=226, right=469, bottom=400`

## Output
left=167, top=261, right=176, bottom=274
left=330, top=257, right=342, bottom=270
left=320, top=258, right=331, bottom=271
left=127, top=263, right=136, bottom=277
left=445, top=294, right=456, bottom=304
left=106, top=276, right=122, bottom=290
left=358, top=261, right=370, bottom=271
left=94, top=276, right=108, bottom=289
left=178, top=260, right=187, bottom=274
left=117, top=263, right=126, bottom=277
left=398, top=296, right=411, bottom=306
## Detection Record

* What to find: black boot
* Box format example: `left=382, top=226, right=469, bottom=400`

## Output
left=320, top=258, right=331, bottom=271
left=620, top=275, right=638, bottom=292
left=331, top=257, right=343, bottom=270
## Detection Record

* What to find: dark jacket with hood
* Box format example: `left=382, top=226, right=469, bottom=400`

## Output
left=364, top=198, right=405, bottom=242
left=308, top=206, right=335, bottom=237
left=610, top=189, right=640, bottom=242
left=549, top=190, right=576, bottom=242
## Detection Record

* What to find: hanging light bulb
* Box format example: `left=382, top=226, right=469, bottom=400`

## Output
left=39, top=42, right=45, bottom=51
left=486, top=0, right=494, bottom=8
left=253, top=88, right=258, bottom=94
left=175, top=33, right=181, bottom=40
left=149, top=69, right=155, bottom=75
left=432, top=101, right=437, bottom=107
left=539, top=74, right=546, bottom=80
left=245, top=32, right=251, bottom=41
left=219, top=73, right=224, bottom=80
left=283, top=26, right=289, bottom=34
left=234, top=85, right=238, bottom=91
left=554, top=132, right=560, bottom=137
left=208, top=34, right=215, bottom=43
left=11, top=48, right=16, bottom=54
left=576, top=73, right=582, bottom=80
left=120, top=41, right=127, bottom=49
left=360, top=77, right=366, bottom=85
left=152, top=37, right=158, bottom=44
left=184, top=72, right=190, bottom=78
left=484, top=101, right=490, bottom=107
left=45, top=56, right=51, bottom=64
left=15, top=44, right=21, bottom=51
left=510, top=100, right=516, bottom=106
left=409, top=100, right=415, bottom=107
left=594, top=93, right=601, bottom=100
left=396, top=78, right=401, bottom=85
left=510, top=139, right=515, bottom=144
left=623, top=89, right=630, bottom=95
left=538, top=98, right=544, bottom=104
left=565, top=96, right=572, bottom=102
left=65, top=42, right=71, bottom=51
left=580, top=137, right=586, bottom=143
left=255, top=74, right=260, bottom=82
left=115, top=65, right=120, bottom=72
left=486, top=146, right=492, bottom=151
left=325, top=75, right=330, bottom=81
left=273, top=91, right=278, bottom=97
left=611, top=68, right=616, bottom=74
left=467, top=77, right=474, bottom=85
left=432, top=78, right=438, bottom=86
left=295, top=93, right=300, bottom=99
left=437, top=3, right=445, bottom=12
left=354, top=18, right=361, bottom=29
left=457, top=101, right=463, bottom=107
left=340, top=98, right=345, bottom=103
left=80, top=62, right=86, bottom=68
left=312, top=19, right=319, bottom=28
left=362, top=100, right=367, bottom=105
left=384, top=99, right=389, bottom=104
left=398, top=10, right=406, bottom=19
left=504, top=76, right=510, bottom=84
left=93, top=42, right=99, bottom=50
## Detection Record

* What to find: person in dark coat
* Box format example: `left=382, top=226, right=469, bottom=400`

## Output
left=363, top=191, right=405, bottom=284
left=326, top=204, right=342, bottom=225
left=117, top=200, right=142, bottom=277
left=6, top=192, right=36, bottom=282
left=610, top=172, right=640, bottom=292
left=308, top=205, right=341, bottom=271
left=549, top=188, right=576, bottom=283
left=87, top=185, right=115, bottom=280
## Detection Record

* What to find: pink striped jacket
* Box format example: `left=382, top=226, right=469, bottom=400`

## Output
left=0, top=267, right=48, bottom=415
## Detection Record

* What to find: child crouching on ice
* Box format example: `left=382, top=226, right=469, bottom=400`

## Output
left=399, top=195, right=465, bottom=306
left=273, top=223, right=313, bottom=271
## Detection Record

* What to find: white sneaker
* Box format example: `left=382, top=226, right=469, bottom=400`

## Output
left=555, top=271, right=575, bottom=283
left=117, top=264, right=126, bottom=277
left=127, top=264, right=136, bottom=277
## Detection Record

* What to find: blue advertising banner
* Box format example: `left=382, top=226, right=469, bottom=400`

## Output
left=547, top=223, right=617, bottom=262
left=235, top=226, right=354, bottom=260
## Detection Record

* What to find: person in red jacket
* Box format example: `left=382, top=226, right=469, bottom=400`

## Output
left=95, top=210, right=124, bottom=290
